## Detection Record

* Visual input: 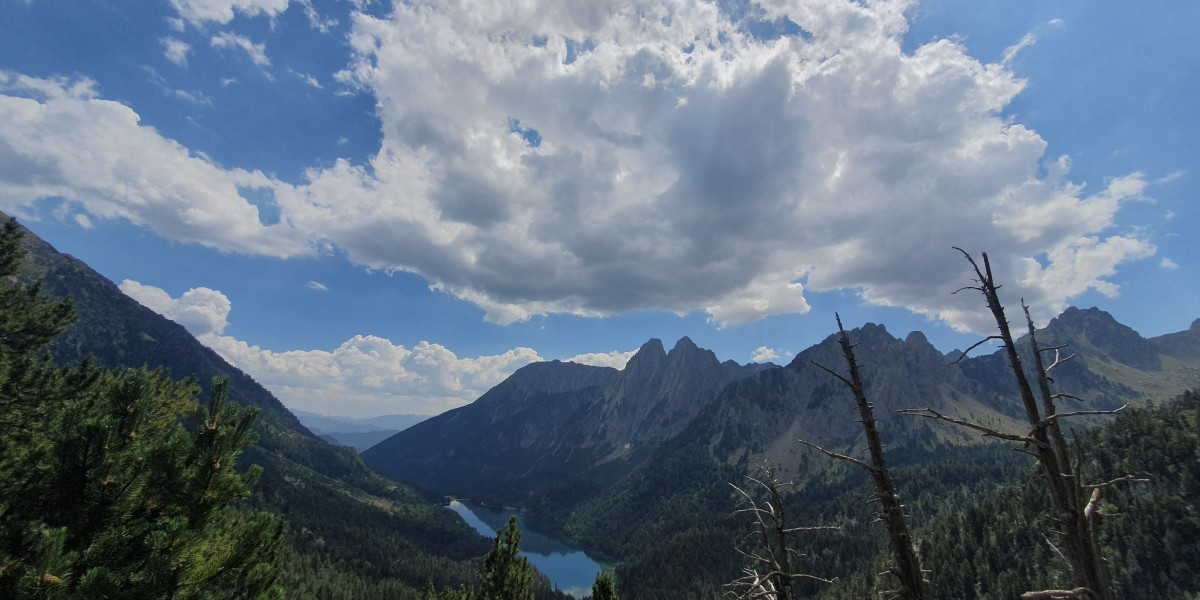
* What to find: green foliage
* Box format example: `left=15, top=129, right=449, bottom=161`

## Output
left=12, top=215, right=491, bottom=598
left=0, top=219, right=283, bottom=599
left=481, top=516, right=535, bottom=600
left=591, top=572, right=618, bottom=600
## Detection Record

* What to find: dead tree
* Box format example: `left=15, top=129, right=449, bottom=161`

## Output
left=726, top=461, right=839, bottom=600
left=804, top=314, right=928, bottom=600
left=900, top=249, right=1142, bottom=600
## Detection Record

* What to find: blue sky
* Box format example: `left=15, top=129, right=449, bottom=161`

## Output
left=2, top=0, right=1196, bottom=417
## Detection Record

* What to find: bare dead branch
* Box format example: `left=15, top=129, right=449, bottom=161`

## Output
left=949, top=335, right=1004, bottom=364
left=1083, top=474, right=1151, bottom=491
left=727, top=461, right=839, bottom=600
left=1020, top=588, right=1094, bottom=599
left=1038, top=406, right=1127, bottom=427
left=810, top=360, right=853, bottom=388
left=898, top=408, right=1042, bottom=446
left=1051, top=393, right=1086, bottom=403
left=796, top=438, right=873, bottom=472
left=781, top=526, right=842, bottom=534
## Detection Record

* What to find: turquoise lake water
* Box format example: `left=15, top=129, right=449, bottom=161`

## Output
left=448, top=500, right=604, bottom=598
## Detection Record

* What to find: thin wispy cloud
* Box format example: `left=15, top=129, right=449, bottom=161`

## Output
left=211, top=31, right=270, bottom=69
left=160, top=37, right=191, bottom=67
left=1002, top=18, right=1063, bottom=65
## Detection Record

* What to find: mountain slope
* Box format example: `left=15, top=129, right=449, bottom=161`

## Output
left=570, top=312, right=1200, bottom=598
left=362, top=337, right=769, bottom=515
left=11, top=217, right=489, bottom=597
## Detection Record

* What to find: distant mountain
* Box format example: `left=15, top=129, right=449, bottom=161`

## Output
left=362, top=337, right=770, bottom=514
left=315, top=429, right=400, bottom=451
left=292, top=409, right=429, bottom=434
left=292, top=409, right=426, bottom=450
left=9, top=217, right=488, bottom=596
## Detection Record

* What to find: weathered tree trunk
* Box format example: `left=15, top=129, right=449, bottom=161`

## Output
left=951, top=250, right=1112, bottom=600
left=809, top=315, right=927, bottom=600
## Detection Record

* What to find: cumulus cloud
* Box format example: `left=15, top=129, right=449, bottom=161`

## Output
left=1, top=0, right=1159, bottom=334
left=204, top=334, right=542, bottom=416
left=1160, top=258, right=1179, bottom=270
left=119, top=279, right=232, bottom=336
left=276, top=0, right=1152, bottom=331
left=751, top=346, right=779, bottom=363
left=119, top=281, right=543, bottom=416
left=566, top=349, right=637, bottom=369
left=0, top=72, right=306, bottom=257
left=169, top=0, right=290, bottom=26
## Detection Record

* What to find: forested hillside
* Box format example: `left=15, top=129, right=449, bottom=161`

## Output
left=1, top=216, right=490, bottom=598
left=568, top=392, right=1200, bottom=599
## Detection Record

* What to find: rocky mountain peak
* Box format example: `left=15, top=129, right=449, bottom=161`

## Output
left=625, top=338, right=667, bottom=370
left=671, top=335, right=699, bottom=354
left=1044, top=306, right=1159, bottom=370
left=905, top=330, right=930, bottom=346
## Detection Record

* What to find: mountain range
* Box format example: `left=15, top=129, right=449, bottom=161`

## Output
left=291, top=409, right=428, bottom=450
left=15, top=211, right=1200, bottom=599
left=363, top=299, right=1200, bottom=567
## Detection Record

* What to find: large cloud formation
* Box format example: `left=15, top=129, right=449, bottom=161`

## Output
left=1, top=0, right=1156, bottom=333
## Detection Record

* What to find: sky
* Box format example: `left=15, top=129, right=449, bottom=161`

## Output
left=1, top=0, right=1196, bottom=418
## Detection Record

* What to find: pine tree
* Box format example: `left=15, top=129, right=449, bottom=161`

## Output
left=591, top=572, right=619, bottom=600
left=481, top=516, right=534, bottom=600
left=0, top=217, right=283, bottom=599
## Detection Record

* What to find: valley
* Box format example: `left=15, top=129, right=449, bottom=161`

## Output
left=5, top=216, right=1199, bottom=599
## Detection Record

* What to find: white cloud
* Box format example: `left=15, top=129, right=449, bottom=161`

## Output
left=0, top=72, right=307, bottom=257
left=307, top=280, right=329, bottom=291
left=751, top=346, right=779, bottom=363
left=119, top=279, right=232, bottom=336
left=211, top=32, right=271, bottom=68
left=1002, top=18, right=1063, bottom=65
left=297, top=0, right=336, bottom=33
left=0, top=1, right=1160, bottom=335
left=274, top=0, right=1152, bottom=331
left=565, top=349, right=636, bottom=369
left=1160, top=258, right=1179, bottom=270
left=1002, top=33, right=1037, bottom=66
left=1155, top=170, right=1185, bottom=185
left=160, top=37, right=191, bottom=67
left=204, top=334, right=543, bottom=416
left=290, top=69, right=323, bottom=89
left=169, top=0, right=290, bottom=26
left=118, top=280, right=544, bottom=416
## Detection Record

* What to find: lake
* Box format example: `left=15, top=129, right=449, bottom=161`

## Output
left=448, top=500, right=604, bottom=598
